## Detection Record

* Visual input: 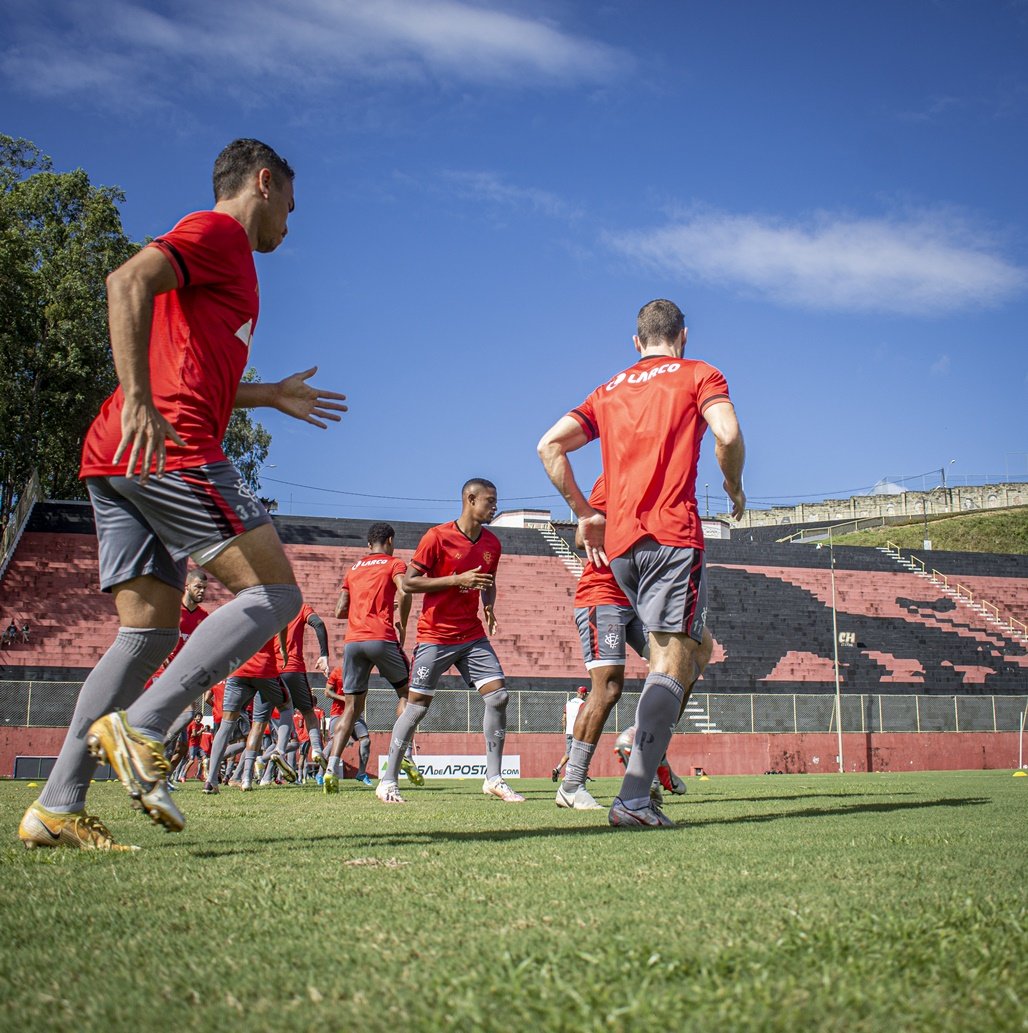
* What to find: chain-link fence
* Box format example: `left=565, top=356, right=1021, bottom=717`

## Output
left=2, top=681, right=1025, bottom=734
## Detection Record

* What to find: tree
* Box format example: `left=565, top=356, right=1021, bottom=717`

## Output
left=224, top=368, right=272, bottom=498
left=0, top=136, right=275, bottom=530
left=0, top=135, right=138, bottom=528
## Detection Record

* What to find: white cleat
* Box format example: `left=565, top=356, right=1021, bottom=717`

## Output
left=375, top=779, right=405, bottom=804
left=555, top=785, right=603, bottom=810
left=482, top=777, right=525, bottom=803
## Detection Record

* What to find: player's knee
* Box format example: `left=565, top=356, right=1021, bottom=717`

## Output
left=482, top=686, right=508, bottom=710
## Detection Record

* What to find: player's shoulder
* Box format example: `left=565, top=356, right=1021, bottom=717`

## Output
left=480, top=527, right=502, bottom=549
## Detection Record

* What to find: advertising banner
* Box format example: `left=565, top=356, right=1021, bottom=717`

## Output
left=378, top=755, right=521, bottom=780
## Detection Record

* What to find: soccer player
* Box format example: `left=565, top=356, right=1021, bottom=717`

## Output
left=279, top=600, right=331, bottom=770
left=325, top=522, right=415, bottom=790
left=555, top=473, right=647, bottom=811
left=162, top=569, right=211, bottom=779
left=208, top=632, right=294, bottom=793
left=376, top=480, right=523, bottom=804
left=538, top=298, right=744, bottom=828
left=551, top=685, right=588, bottom=784
left=19, top=139, right=346, bottom=850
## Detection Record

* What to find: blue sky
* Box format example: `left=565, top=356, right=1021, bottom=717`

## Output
left=2, top=0, right=1026, bottom=522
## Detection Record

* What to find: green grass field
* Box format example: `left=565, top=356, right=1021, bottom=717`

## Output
left=2, top=772, right=1025, bottom=1032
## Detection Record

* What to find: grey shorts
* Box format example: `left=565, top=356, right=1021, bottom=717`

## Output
left=409, top=638, right=505, bottom=696
left=280, top=671, right=316, bottom=712
left=87, top=461, right=272, bottom=591
left=343, top=640, right=410, bottom=695
left=610, top=539, right=707, bottom=642
left=327, top=714, right=369, bottom=740
left=223, top=676, right=288, bottom=724
left=574, top=604, right=648, bottom=669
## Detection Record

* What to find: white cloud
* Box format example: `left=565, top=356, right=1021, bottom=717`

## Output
left=441, top=170, right=581, bottom=220
left=930, top=354, right=951, bottom=376
left=0, top=0, right=625, bottom=106
left=608, top=207, right=1027, bottom=315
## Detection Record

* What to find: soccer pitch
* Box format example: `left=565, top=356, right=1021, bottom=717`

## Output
left=2, top=772, right=1025, bottom=1032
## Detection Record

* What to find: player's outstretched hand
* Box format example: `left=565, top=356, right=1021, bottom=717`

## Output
left=579, top=511, right=608, bottom=568
left=114, top=398, right=186, bottom=484
left=274, top=367, right=348, bottom=428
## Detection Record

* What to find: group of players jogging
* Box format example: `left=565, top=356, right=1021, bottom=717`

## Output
left=18, top=137, right=744, bottom=850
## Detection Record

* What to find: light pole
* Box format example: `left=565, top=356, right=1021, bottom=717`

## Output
left=704, top=483, right=709, bottom=518
left=828, top=527, right=844, bottom=773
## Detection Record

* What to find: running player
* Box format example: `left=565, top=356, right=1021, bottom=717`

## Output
left=19, top=139, right=346, bottom=850
left=538, top=298, right=745, bottom=828
left=325, top=522, right=416, bottom=792
left=376, top=480, right=523, bottom=805
left=555, top=473, right=647, bottom=811
left=279, top=601, right=331, bottom=771
left=551, top=686, right=588, bottom=784
left=162, top=569, right=211, bottom=780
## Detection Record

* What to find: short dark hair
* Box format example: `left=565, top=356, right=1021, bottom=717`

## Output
left=462, top=477, right=496, bottom=497
left=185, top=569, right=207, bottom=583
left=367, top=522, right=395, bottom=546
left=637, top=299, right=684, bottom=345
left=212, top=139, right=294, bottom=201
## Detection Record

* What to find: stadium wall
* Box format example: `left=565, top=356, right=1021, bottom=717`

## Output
left=2, top=728, right=1021, bottom=779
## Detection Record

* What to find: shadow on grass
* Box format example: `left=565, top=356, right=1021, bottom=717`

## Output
left=183, top=795, right=990, bottom=856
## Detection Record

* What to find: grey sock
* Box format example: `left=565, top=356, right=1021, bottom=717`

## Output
left=275, top=709, right=294, bottom=754
left=126, top=584, right=302, bottom=739
left=38, top=627, right=177, bottom=813
left=164, top=706, right=194, bottom=748
left=307, top=722, right=323, bottom=756
left=619, top=672, right=684, bottom=806
left=384, top=703, right=428, bottom=782
left=242, top=750, right=257, bottom=782
left=358, top=738, right=370, bottom=776
left=206, top=721, right=237, bottom=787
left=481, top=687, right=508, bottom=780
left=562, top=739, right=596, bottom=793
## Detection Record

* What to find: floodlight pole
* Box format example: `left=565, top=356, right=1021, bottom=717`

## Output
left=829, top=527, right=844, bottom=773
left=1020, top=702, right=1027, bottom=771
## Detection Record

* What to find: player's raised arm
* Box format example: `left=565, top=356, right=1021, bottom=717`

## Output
left=703, top=400, right=746, bottom=520
left=537, top=414, right=607, bottom=568
left=235, top=366, right=348, bottom=428
left=107, top=247, right=186, bottom=482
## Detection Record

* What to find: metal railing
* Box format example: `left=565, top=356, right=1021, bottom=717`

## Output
left=0, top=470, right=40, bottom=584
left=2, top=682, right=1025, bottom=735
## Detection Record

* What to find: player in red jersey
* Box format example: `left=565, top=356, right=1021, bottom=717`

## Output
left=376, top=480, right=524, bottom=804
left=20, top=139, right=348, bottom=850
left=279, top=601, right=331, bottom=771
left=325, top=522, right=415, bottom=792
left=162, top=570, right=211, bottom=784
left=539, top=299, right=744, bottom=828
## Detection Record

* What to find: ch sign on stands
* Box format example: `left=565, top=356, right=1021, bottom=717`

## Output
left=377, top=755, right=521, bottom=780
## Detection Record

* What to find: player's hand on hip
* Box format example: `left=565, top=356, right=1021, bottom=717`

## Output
left=113, top=398, right=186, bottom=483
left=275, top=367, right=349, bottom=428
left=579, top=511, right=608, bottom=568
left=455, top=566, right=493, bottom=590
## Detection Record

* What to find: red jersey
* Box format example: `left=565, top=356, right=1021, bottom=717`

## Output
left=342, top=553, right=407, bottom=642
left=163, top=604, right=209, bottom=669
left=412, top=522, right=501, bottom=645
left=569, top=355, right=729, bottom=559
left=326, top=667, right=345, bottom=717
left=574, top=475, right=631, bottom=608
left=80, top=211, right=258, bottom=477
left=209, top=681, right=225, bottom=725
left=186, top=719, right=203, bottom=748
left=232, top=637, right=282, bottom=679
left=293, top=710, right=310, bottom=744
left=282, top=603, right=318, bottom=673
left=199, top=730, right=213, bottom=754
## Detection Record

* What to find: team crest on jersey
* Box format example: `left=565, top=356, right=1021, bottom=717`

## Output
left=482, top=551, right=493, bottom=565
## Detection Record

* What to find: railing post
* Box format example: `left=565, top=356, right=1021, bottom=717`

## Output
left=954, top=696, right=959, bottom=732
left=915, top=695, right=920, bottom=733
